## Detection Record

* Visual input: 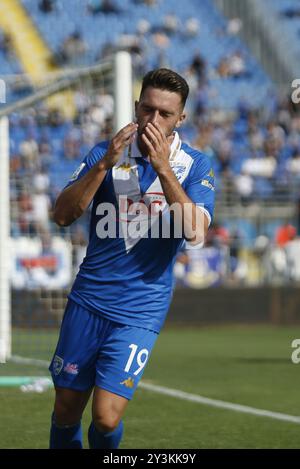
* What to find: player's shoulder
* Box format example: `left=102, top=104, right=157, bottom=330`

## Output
left=181, top=142, right=212, bottom=174
left=87, top=140, right=110, bottom=164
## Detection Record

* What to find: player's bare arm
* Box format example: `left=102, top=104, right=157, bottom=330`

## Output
left=142, top=121, right=209, bottom=244
left=53, top=122, right=138, bottom=227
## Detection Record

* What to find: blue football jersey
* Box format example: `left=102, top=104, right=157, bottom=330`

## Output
left=66, top=132, right=215, bottom=333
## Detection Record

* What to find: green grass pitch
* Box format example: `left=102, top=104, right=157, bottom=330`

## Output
left=1, top=324, right=300, bottom=448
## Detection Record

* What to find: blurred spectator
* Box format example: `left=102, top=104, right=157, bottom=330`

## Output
left=63, top=130, right=82, bottom=160
left=286, top=150, right=300, bottom=177
left=39, top=0, right=56, bottom=13
left=95, top=91, right=114, bottom=118
left=206, top=222, right=230, bottom=247
left=297, top=197, right=300, bottom=236
left=217, top=57, right=230, bottom=78
left=47, top=108, right=65, bottom=128
left=275, top=222, right=297, bottom=247
left=217, top=51, right=249, bottom=79
left=17, top=190, right=38, bottom=236
left=163, top=14, right=180, bottom=36
left=184, top=17, right=200, bottom=38
left=133, top=0, right=157, bottom=5
left=19, top=138, right=39, bottom=171
left=266, top=120, right=285, bottom=148
left=88, top=0, right=121, bottom=14
left=285, top=236, right=300, bottom=282
left=0, top=31, right=14, bottom=57
left=151, top=31, right=170, bottom=68
left=87, top=0, right=102, bottom=13
left=38, top=141, right=53, bottom=171
left=280, top=8, right=300, bottom=18
left=10, top=153, right=22, bottom=175
left=227, top=229, right=248, bottom=284
left=242, top=144, right=277, bottom=179
left=137, top=19, right=151, bottom=35
left=151, top=30, right=170, bottom=49
left=193, top=122, right=214, bottom=153
left=194, top=84, right=210, bottom=117
left=31, top=172, right=51, bottom=233
left=227, top=18, right=242, bottom=35
left=56, top=31, right=88, bottom=66
left=227, top=51, right=247, bottom=78
left=190, top=53, right=206, bottom=84
left=234, top=171, right=254, bottom=202
left=248, top=116, right=265, bottom=151
left=215, top=141, right=232, bottom=175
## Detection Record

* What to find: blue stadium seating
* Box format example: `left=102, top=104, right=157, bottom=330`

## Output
left=259, top=0, right=300, bottom=66
left=19, top=0, right=272, bottom=109
left=3, top=0, right=298, bottom=231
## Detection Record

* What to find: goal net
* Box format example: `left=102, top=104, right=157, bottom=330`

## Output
left=0, top=52, right=132, bottom=381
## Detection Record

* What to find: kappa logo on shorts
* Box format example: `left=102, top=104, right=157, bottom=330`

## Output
left=53, top=355, right=64, bottom=376
left=120, top=377, right=135, bottom=388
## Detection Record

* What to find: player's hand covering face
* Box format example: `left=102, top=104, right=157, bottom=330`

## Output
left=135, top=86, right=186, bottom=164
left=102, top=122, right=138, bottom=170
left=142, top=121, right=173, bottom=173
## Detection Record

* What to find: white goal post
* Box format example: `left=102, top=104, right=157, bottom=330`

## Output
left=114, top=51, right=133, bottom=132
left=0, top=51, right=132, bottom=363
left=0, top=116, right=11, bottom=363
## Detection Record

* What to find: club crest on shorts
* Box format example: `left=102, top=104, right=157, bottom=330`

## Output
left=53, top=355, right=64, bottom=376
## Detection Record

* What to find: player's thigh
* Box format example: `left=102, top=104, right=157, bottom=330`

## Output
left=92, top=387, right=129, bottom=432
left=49, top=300, right=105, bottom=392
left=54, top=386, right=93, bottom=425
left=95, top=323, right=159, bottom=400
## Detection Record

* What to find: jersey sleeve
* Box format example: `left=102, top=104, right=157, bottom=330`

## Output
left=185, top=152, right=215, bottom=226
left=64, top=141, right=109, bottom=189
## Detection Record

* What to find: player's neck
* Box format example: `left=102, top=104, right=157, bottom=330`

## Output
left=136, top=138, right=148, bottom=158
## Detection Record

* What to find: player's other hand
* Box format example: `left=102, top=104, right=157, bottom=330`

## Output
left=142, top=122, right=172, bottom=174
left=101, top=122, right=138, bottom=170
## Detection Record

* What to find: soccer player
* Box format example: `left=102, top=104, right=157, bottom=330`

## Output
left=49, top=68, right=215, bottom=449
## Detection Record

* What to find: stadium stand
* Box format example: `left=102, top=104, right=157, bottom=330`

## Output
left=1, top=0, right=300, bottom=287
left=262, top=0, right=300, bottom=66
left=19, top=0, right=272, bottom=108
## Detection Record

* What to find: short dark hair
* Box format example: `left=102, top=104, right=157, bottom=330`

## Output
left=140, top=68, right=189, bottom=108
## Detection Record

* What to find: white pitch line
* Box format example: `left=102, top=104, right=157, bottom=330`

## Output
left=10, top=355, right=50, bottom=368
left=139, top=382, right=300, bottom=425
left=10, top=355, right=300, bottom=425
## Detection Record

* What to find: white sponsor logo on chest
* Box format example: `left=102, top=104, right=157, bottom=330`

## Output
left=111, top=147, right=193, bottom=251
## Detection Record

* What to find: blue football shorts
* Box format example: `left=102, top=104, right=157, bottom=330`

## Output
left=49, top=299, right=158, bottom=400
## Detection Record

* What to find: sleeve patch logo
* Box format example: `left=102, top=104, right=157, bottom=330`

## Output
left=69, top=163, right=86, bottom=181
left=201, top=179, right=215, bottom=191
